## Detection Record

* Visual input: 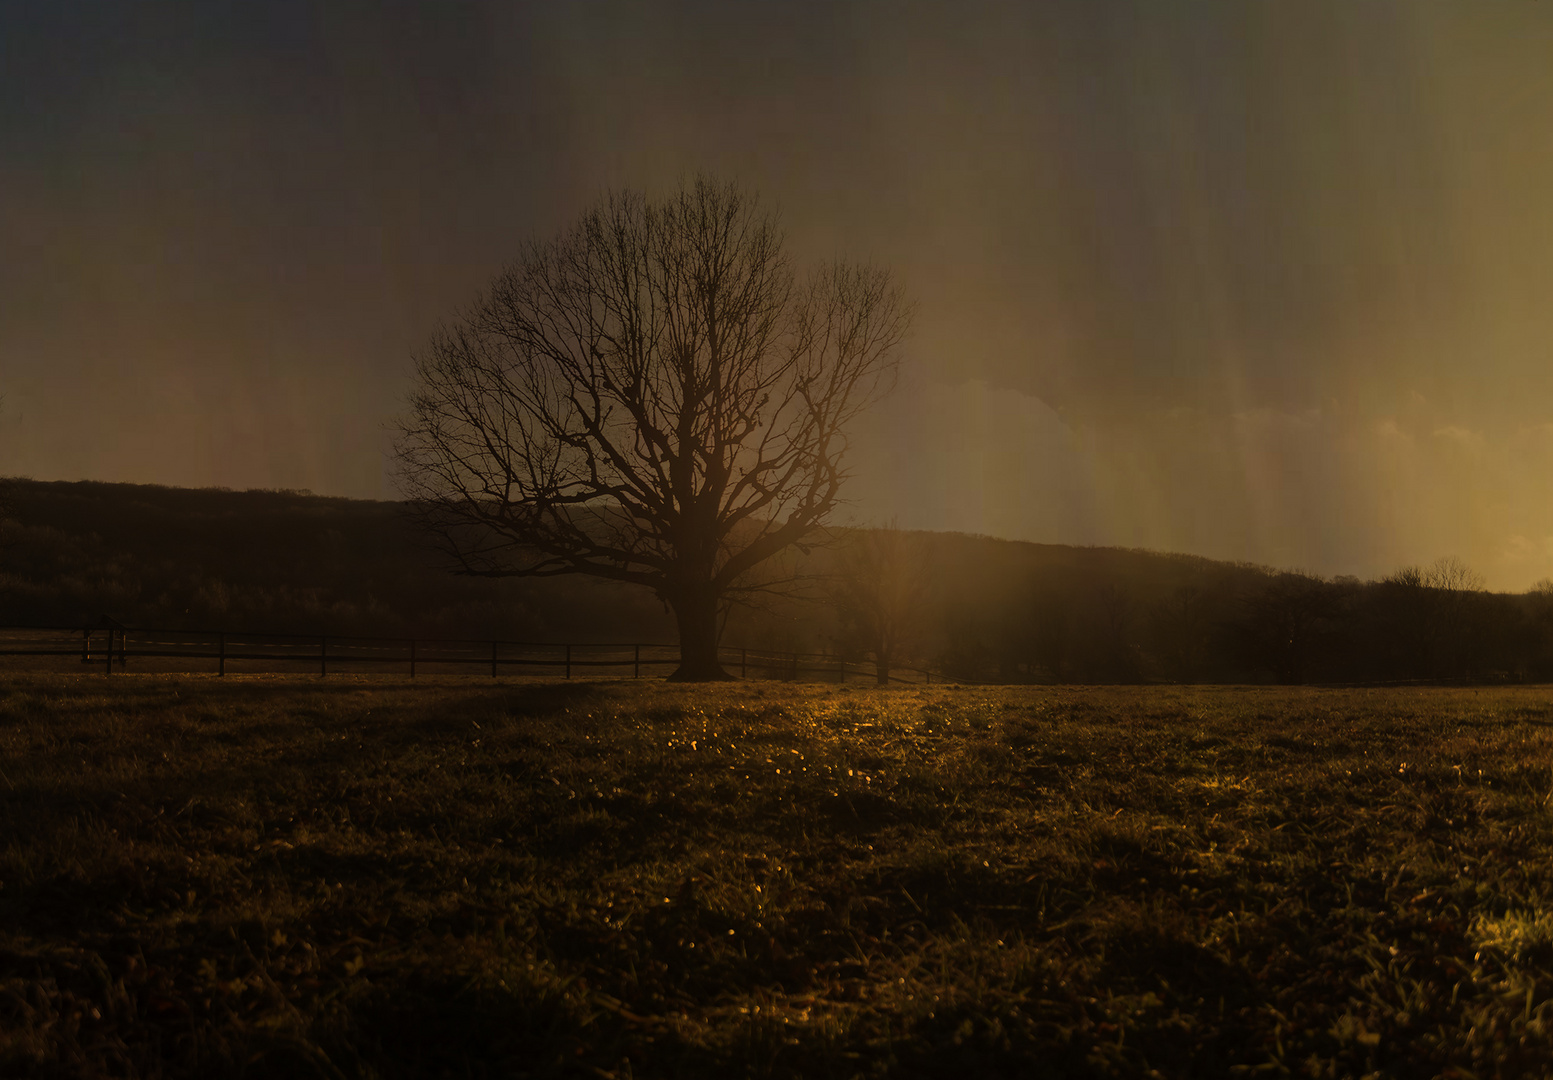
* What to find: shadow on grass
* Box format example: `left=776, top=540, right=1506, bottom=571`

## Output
left=401, top=681, right=608, bottom=738
left=321, top=974, right=701, bottom=1080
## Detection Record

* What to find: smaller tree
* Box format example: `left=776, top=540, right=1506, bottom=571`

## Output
left=1087, top=582, right=1143, bottom=683
left=1526, top=578, right=1553, bottom=679
left=1022, top=590, right=1061, bottom=682
left=0, top=394, right=10, bottom=521
left=830, top=524, right=927, bottom=684
left=1372, top=556, right=1487, bottom=678
left=0, top=395, right=14, bottom=575
left=1230, top=571, right=1348, bottom=683
left=1425, top=556, right=1489, bottom=676
left=1148, top=583, right=1215, bottom=682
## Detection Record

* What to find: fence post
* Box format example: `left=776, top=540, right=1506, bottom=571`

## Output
left=838, top=657, right=845, bottom=684
left=633, top=643, right=640, bottom=679
left=82, top=629, right=90, bottom=663
left=742, top=648, right=748, bottom=679
left=491, top=641, right=498, bottom=680
left=105, top=630, right=113, bottom=676
left=218, top=632, right=225, bottom=677
left=565, top=643, right=572, bottom=679
left=320, top=635, right=327, bottom=677
left=410, top=638, right=416, bottom=678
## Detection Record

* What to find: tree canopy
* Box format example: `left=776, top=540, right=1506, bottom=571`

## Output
left=394, top=177, right=911, bottom=678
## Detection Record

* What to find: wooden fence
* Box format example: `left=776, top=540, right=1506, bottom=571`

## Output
left=0, top=624, right=937, bottom=685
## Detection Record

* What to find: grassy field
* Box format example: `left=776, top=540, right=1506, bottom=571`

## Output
left=4, top=678, right=1553, bottom=1078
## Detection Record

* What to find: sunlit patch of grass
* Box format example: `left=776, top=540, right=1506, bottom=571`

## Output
left=6, top=677, right=1553, bottom=1075
left=1472, top=908, right=1553, bottom=966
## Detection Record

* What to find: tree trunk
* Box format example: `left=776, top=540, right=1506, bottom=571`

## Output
left=874, top=648, right=891, bottom=686
left=667, top=587, right=730, bottom=681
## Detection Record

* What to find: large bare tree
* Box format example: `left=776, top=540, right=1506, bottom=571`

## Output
left=394, top=178, right=911, bottom=679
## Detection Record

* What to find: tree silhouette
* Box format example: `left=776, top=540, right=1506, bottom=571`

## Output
left=394, top=178, right=911, bottom=679
left=1231, top=571, right=1347, bottom=683
left=1373, top=556, right=1487, bottom=678
left=1148, top=583, right=1215, bottom=682
left=830, top=523, right=926, bottom=684
left=1528, top=578, right=1553, bottom=679
left=0, top=395, right=13, bottom=529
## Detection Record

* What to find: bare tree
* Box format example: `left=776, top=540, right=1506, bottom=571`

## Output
left=0, top=394, right=12, bottom=527
left=1148, top=583, right=1214, bottom=682
left=394, top=178, right=911, bottom=679
left=830, top=522, right=927, bottom=684
left=1377, top=556, right=1487, bottom=678
left=1421, top=555, right=1485, bottom=594
left=1230, top=571, right=1348, bottom=683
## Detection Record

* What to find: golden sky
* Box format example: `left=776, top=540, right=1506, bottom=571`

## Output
left=3, top=1, right=1553, bottom=587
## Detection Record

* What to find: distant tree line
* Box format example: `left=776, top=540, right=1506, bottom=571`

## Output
left=822, top=532, right=1553, bottom=685
left=0, top=480, right=676, bottom=643
left=5, top=479, right=1553, bottom=685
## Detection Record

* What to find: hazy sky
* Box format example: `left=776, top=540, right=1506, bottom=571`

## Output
left=5, top=1, right=1553, bottom=588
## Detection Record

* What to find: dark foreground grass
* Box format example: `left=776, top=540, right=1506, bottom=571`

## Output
left=5, top=679, right=1553, bottom=1078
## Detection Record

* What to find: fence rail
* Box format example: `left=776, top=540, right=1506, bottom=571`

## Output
left=0, top=624, right=936, bottom=685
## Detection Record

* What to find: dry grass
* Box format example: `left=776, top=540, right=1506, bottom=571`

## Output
left=4, top=676, right=1553, bottom=1077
